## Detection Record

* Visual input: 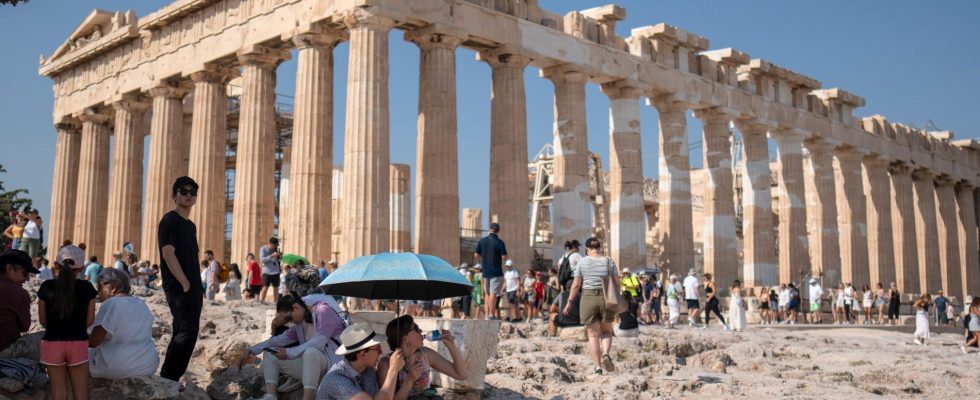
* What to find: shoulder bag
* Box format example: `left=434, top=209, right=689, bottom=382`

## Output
left=601, top=257, right=627, bottom=313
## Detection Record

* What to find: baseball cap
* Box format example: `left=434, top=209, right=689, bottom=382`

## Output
left=505, top=259, right=513, bottom=267
left=172, top=176, right=199, bottom=196
left=55, top=245, right=86, bottom=270
left=1, top=249, right=39, bottom=275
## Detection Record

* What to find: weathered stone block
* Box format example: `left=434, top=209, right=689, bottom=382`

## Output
left=415, top=319, right=501, bottom=391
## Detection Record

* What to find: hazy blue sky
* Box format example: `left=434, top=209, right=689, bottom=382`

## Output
left=1, top=0, right=978, bottom=240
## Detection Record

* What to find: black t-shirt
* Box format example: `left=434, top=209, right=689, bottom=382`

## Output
left=475, top=233, right=507, bottom=278
left=37, top=279, right=97, bottom=341
left=157, top=210, right=201, bottom=292
left=619, top=302, right=640, bottom=330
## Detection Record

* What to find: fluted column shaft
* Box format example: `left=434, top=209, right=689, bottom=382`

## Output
left=804, top=141, right=842, bottom=287
left=913, top=169, right=941, bottom=293
left=187, top=70, right=230, bottom=261
left=49, top=122, right=81, bottom=248
left=462, top=208, right=483, bottom=238
left=105, top=100, right=149, bottom=262
left=695, top=109, right=736, bottom=294
left=75, top=113, right=111, bottom=261
left=483, top=51, right=532, bottom=268
left=772, top=129, right=810, bottom=284
left=282, top=32, right=341, bottom=264
left=653, top=99, right=694, bottom=274
left=738, top=122, right=777, bottom=287
left=862, top=157, right=896, bottom=288
left=834, top=148, right=870, bottom=286
left=408, top=27, right=464, bottom=265
left=142, top=84, right=187, bottom=265
left=935, top=177, right=962, bottom=299
left=390, top=164, right=411, bottom=252
left=604, top=84, right=646, bottom=274
left=956, top=183, right=980, bottom=296
left=232, top=47, right=288, bottom=265
left=546, top=67, right=592, bottom=262
left=340, top=13, right=395, bottom=262
left=889, top=163, right=919, bottom=294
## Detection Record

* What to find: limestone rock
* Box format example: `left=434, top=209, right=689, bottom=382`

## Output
left=416, top=319, right=501, bottom=390
left=0, top=378, right=23, bottom=393
left=556, top=326, right=587, bottom=342
left=131, top=286, right=153, bottom=297
left=206, top=367, right=265, bottom=400
left=690, top=350, right=735, bottom=373
left=205, top=339, right=252, bottom=370
left=107, top=375, right=179, bottom=400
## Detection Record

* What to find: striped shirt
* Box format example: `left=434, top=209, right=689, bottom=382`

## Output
left=316, top=360, right=379, bottom=400
left=573, top=255, right=618, bottom=290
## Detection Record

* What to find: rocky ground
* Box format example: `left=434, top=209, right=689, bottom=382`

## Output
left=3, top=286, right=979, bottom=399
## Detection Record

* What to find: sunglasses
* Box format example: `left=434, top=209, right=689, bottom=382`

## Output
left=412, top=325, right=422, bottom=334
left=177, top=188, right=198, bottom=196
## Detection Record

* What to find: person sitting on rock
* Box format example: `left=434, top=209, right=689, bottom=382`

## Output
left=315, top=323, right=402, bottom=400
left=88, top=267, right=159, bottom=378
left=235, top=292, right=346, bottom=400
left=377, top=315, right=469, bottom=400
left=0, top=249, right=37, bottom=355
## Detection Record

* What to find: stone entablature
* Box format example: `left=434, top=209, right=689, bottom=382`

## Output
left=39, top=0, right=979, bottom=186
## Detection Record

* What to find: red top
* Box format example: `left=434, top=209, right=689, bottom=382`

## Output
left=532, top=281, right=545, bottom=298
left=247, top=261, right=263, bottom=286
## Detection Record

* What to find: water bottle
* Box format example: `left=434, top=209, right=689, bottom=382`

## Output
left=424, top=330, right=441, bottom=341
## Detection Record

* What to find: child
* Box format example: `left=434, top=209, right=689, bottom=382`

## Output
left=38, top=245, right=97, bottom=400
left=223, top=263, right=243, bottom=301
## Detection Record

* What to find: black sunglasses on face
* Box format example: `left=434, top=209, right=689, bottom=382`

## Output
left=178, top=188, right=198, bottom=196
left=412, top=325, right=422, bottom=334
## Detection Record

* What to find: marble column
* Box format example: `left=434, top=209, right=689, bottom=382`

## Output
left=231, top=46, right=289, bottom=265
left=104, top=99, right=149, bottom=262
left=956, top=183, right=980, bottom=296
left=407, top=26, right=465, bottom=265
left=804, top=139, right=842, bottom=287
left=462, top=208, right=483, bottom=239
left=603, top=83, right=646, bottom=274
left=935, top=176, right=962, bottom=299
left=480, top=49, right=533, bottom=268
left=340, top=11, right=395, bottom=262
left=737, top=121, right=777, bottom=287
left=912, top=169, right=941, bottom=294
left=48, top=121, right=81, bottom=248
left=282, top=31, right=342, bottom=264
left=74, top=112, right=111, bottom=262
left=771, top=128, right=810, bottom=284
left=545, top=66, right=592, bottom=262
left=834, top=147, right=870, bottom=286
left=693, top=108, right=736, bottom=294
left=652, top=98, right=694, bottom=274
left=889, top=162, right=919, bottom=294
left=141, top=83, right=187, bottom=265
left=862, top=156, right=895, bottom=288
left=187, top=68, right=231, bottom=261
left=390, top=164, right=411, bottom=253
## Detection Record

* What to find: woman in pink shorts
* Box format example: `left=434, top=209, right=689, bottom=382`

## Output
left=38, top=245, right=97, bottom=400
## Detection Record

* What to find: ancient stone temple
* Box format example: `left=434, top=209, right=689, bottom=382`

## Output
left=40, top=0, right=980, bottom=299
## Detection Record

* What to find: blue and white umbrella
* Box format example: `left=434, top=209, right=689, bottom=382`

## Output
left=319, top=252, right=472, bottom=301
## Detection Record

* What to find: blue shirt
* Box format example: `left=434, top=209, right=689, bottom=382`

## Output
left=259, top=245, right=280, bottom=275
left=935, top=296, right=948, bottom=312
left=475, top=233, right=507, bottom=278
left=318, top=268, right=329, bottom=281
left=84, top=263, right=102, bottom=283
left=316, top=360, right=379, bottom=400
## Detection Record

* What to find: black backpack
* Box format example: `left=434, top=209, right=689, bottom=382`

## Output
left=558, top=254, right=574, bottom=290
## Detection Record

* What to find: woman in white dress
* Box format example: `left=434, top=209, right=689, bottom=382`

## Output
left=222, top=263, right=243, bottom=301
left=666, top=274, right=682, bottom=329
left=89, top=268, right=159, bottom=378
left=912, top=293, right=932, bottom=346
left=728, top=280, right=746, bottom=332
left=861, top=284, right=874, bottom=324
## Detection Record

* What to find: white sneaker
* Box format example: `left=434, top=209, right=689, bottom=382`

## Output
left=961, top=346, right=969, bottom=354
left=723, top=325, right=731, bottom=331
left=913, top=338, right=922, bottom=346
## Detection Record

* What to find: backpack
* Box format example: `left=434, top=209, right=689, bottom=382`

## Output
left=218, top=263, right=231, bottom=283
left=558, top=253, right=574, bottom=290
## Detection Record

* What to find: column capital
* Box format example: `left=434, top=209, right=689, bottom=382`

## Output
left=934, top=174, right=955, bottom=187
left=648, top=94, right=689, bottom=113
left=236, top=44, right=291, bottom=69
left=956, top=181, right=975, bottom=192
left=803, top=137, right=840, bottom=154
left=477, top=46, right=531, bottom=69
left=833, top=145, right=866, bottom=161
left=888, top=161, right=913, bottom=175
left=404, top=24, right=467, bottom=50
left=149, top=82, right=189, bottom=99
left=77, top=108, right=110, bottom=124
left=600, top=80, right=644, bottom=100
left=342, top=8, right=396, bottom=32
left=189, top=64, right=239, bottom=84
left=540, top=64, right=588, bottom=84
left=912, top=168, right=935, bottom=181
left=861, top=154, right=891, bottom=168
left=769, top=127, right=808, bottom=143
left=111, top=97, right=151, bottom=113
left=734, top=117, right=776, bottom=135
left=692, top=106, right=738, bottom=123
left=54, top=118, right=80, bottom=133
left=291, top=26, right=346, bottom=50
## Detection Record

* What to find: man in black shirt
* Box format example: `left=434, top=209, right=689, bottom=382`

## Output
left=474, top=223, right=507, bottom=320
left=158, top=176, right=202, bottom=381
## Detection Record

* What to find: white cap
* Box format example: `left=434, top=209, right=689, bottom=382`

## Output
left=505, top=259, right=513, bottom=267
left=622, top=268, right=631, bottom=274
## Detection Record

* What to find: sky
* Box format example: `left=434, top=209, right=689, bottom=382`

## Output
left=0, top=0, right=978, bottom=239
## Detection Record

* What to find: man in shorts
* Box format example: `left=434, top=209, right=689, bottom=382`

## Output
left=258, top=237, right=281, bottom=302
left=808, top=278, right=824, bottom=324
left=682, top=269, right=701, bottom=326
left=475, top=223, right=507, bottom=320
left=503, top=260, right=522, bottom=322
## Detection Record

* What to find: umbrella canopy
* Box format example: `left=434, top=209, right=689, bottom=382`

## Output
left=281, top=253, right=310, bottom=266
left=320, top=252, right=472, bottom=301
